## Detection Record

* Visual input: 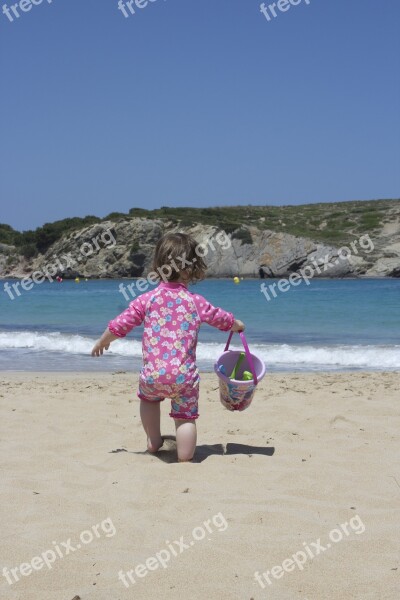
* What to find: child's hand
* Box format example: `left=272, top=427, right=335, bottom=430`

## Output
left=91, top=328, right=118, bottom=357
left=91, top=340, right=110, bottom=357
left=231, top=319, right=245, bottom=332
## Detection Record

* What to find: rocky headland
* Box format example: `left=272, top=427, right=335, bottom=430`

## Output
left=1, top=200, right=399, bottom=279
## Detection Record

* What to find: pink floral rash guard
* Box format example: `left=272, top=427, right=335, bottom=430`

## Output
left=108, top=282, right=234, bottom=387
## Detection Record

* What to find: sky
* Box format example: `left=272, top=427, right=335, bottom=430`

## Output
left=0, top=0, right=399, bottom=231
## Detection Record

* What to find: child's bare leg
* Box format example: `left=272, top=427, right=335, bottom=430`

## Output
left=174, top=419, right=197, bottom=462
left=140, top=400, right=163, bottom=452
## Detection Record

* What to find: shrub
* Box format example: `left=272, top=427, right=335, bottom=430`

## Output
left=129, top=208, right=149, bottom=217
left=232, top=228, right=253, bottom=244
left=220, top=222, right=240, bottom=235
left=0, top=224, right=17, bottom=245
left=6, top=254, right=17, bottom=266
left=103, top=212, right=127, bottom=221
left=129, top=241, right=140, bottom=257
left=20, top=244, right=38, bottom=259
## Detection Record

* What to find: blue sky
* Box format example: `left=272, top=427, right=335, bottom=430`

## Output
left=0, top=0, right=399, bottom=231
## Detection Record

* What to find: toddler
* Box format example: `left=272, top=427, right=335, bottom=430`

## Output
left=92, top=233, right=244, bottom=462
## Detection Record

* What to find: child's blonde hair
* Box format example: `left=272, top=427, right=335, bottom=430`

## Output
left=153, top=233, right=207, bottom=283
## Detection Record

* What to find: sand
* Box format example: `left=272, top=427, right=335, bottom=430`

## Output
left=0, top=371, right=399, bottom=600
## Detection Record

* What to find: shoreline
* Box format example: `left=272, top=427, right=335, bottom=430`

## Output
left=2, top=366, right=400, bottom=375
left=1, top=275, right=399, bottom=281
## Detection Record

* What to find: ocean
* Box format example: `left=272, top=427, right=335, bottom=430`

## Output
left=0, top=278, right=399, bottom=372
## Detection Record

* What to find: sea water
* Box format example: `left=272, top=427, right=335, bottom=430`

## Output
left=0, top=278, right=399, bottom=372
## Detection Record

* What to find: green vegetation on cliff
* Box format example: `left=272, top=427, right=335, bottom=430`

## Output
left=0, top=199, right=398, bottom=257
left=0, top=216, right=101, bottom=258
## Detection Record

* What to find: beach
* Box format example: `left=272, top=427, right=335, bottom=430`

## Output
left=1, top=371, right=399, bottom=600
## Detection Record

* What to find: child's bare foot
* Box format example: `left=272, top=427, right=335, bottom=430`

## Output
left=147, top=436, right=163, bottom=453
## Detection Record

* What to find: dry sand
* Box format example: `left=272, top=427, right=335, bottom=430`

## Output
left=0, top=371, right=399, bottom=600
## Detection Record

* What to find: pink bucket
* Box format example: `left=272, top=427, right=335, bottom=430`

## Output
left=214, top=332, right=266, bottom=411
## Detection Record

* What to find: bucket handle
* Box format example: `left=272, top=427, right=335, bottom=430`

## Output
left=224, top=331, right=258, bottom=385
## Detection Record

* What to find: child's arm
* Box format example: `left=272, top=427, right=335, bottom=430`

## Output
left=193, top=295, right=245, bottom=332
left=91, top=294, right=147, bottom=357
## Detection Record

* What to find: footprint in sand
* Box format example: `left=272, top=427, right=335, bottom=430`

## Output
left=330, top=415, right=358, bottom=429
left=151, top=436, right=178, bottom=463
left=160, top=436, right=177, bottom=452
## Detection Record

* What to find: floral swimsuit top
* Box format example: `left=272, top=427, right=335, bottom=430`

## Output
left=108, top=281, right=234, bottom=385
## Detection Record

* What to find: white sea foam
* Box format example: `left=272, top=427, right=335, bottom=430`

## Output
left=0, top=331, right=141, bottom=356
left=0, top=331, right=399, bottom=371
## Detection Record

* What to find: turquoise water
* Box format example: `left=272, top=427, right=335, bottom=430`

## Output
left=0, top=278, right=399, bottom=372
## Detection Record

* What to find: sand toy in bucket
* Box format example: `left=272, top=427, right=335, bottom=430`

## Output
left=214, top=332, right=266, bottom=411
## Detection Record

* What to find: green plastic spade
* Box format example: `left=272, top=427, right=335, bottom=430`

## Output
left=229, top=352, right=245, bottom=379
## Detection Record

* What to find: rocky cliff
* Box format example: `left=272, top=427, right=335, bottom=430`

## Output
left=1, top=209, right=400, bottom=280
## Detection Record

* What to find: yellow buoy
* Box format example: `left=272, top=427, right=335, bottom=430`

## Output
left=75, top=277, right=80, bottom=283
left=233, top=276, right=240, bottom=284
